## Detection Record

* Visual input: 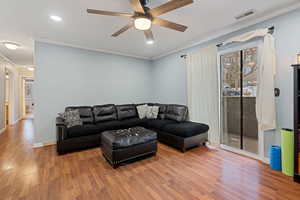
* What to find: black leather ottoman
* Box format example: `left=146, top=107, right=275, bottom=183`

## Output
left=101, top=127, right=157, bottom=168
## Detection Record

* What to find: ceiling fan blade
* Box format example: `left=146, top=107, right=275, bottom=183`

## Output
left=129, top=0, right=145, bottom=14
left=150, top=0, right=193, bottom=17
left=144, top=30, right=154, bottom=42
left=111, top=23, right=134, bottom=37
left=152, top=18, right=187, bottom=32
left=87, top=9, right=133, bottom=18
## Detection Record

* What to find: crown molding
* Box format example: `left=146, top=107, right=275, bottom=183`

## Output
left=31, top=2, right=300, bottom=62
left=34, top=38, right=151, bottom=61
left=150, top=2, right=300, bottom=60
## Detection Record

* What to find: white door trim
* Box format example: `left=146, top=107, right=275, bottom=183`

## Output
left=218, top=40, right=265, bottom=161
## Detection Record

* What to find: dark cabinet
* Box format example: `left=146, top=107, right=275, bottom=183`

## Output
left=292, top=64, right=300, bottom=183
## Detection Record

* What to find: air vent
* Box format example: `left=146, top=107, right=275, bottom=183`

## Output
left=235, top=9, right=255, bottom=20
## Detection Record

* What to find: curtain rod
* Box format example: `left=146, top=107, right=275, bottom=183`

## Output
left=180, top=26, right=275, bottom=58
left=180, top=55, right=187, bottom=59
left=216, top=26, right=275, bottom=47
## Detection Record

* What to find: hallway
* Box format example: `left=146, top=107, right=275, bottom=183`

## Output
left=1, top=119, right=300, bottom=200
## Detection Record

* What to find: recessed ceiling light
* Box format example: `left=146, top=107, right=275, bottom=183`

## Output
left=146, top=40, right=154, bottom=45
left=50, top=15, right=62, bottom=22
left=27, top=67, right=34, bottom=71
left=3, top=42, right=20, bottom=50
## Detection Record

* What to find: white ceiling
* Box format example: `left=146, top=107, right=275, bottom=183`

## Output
left=1, top=0, right=300, bottom=65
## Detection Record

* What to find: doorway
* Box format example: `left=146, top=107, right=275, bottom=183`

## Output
left=4, top=69, right=10, bottom=127
left=219, top=41, right=263, bottom=158
left=24, top=79, right=34, bottom=118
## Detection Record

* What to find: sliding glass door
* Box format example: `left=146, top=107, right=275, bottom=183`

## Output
left=242, top=47, right=258, bottom=154
left=220, top=44, right=259, bottom=155
left=221, top=50, right=242, bottom=149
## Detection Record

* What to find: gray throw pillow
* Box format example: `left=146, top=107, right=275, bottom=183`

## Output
left=137, top=104, right=148, bottom=119
left=58, top=112, right=66, bottom=119
left=64, top=110, right=83, bottom=128
left=146, top=106, right=159, bottom=119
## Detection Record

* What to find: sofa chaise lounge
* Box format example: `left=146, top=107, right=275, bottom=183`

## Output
left=56, top=103, right=209, bottom=154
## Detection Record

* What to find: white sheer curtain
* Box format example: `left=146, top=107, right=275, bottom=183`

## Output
left=186, top=45, right=219, bottom=145
left=256, top=34, right=277, bottom=130
left=223, top=28, right=277, bottom=131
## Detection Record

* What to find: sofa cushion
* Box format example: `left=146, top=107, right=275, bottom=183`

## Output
left=165, top=105, right=188, bottom=122
left=93, top=104, right=117, bottom=123
left=147, top=119, right=176, bottom=130
left=136, top=104, right=148, bottom=119
left=65, top=106, right=94, bottom=124
left=67, top=124, right=100, bottom=138
left=149, top=103, right=167, bottom=119
left=116, top=104, right=138, bottom=120
left=118, top=118, right=146, bottom=129
left=96, top=120, right=123, bottom=132
left=146, top=106, right=159, bottom=119
left=64, top=109, right=83, bottom=128
left=162, top=122, right=209, bottom=138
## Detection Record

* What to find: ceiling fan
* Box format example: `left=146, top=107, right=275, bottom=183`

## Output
left=87, top=0, right=193, bottom=44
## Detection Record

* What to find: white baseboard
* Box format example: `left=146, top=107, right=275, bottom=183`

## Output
left=32, top=141, right=56, bottom=148
left=32, top=143, right=44, bottom=148
left=10, top=118, right=22, bottom=125
left=263, top=157, right=270, bottom=164
left=0, top=128, right=6, bottom=135
left=205, top=141, right=220, bottom=150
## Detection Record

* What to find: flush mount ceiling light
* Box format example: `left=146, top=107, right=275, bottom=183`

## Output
left=3, top=42, right=20, bottom=50
left=134, top=17, right=151, bottom=31
left=146, top=39, right=154, bottom=45
left=27, top=67, right=34, bottom=71
left=50, top=15, right=62, bottom=22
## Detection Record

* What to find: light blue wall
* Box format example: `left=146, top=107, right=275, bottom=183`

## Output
left=0, top=58, right=5, bottom=132
left=34, top=9, right=300, bottom=147
left=34, top=42, right=153, bottom=143
left=151, top=53, right=187, bottom=105
left=151, top=9, right=300, bottom=152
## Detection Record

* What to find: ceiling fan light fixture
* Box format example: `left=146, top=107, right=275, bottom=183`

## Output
left=146, top=39, right=154, bottom=45
left=134, top=17, right=152, bottom=31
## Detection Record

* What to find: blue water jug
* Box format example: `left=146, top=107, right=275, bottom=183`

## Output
left=269, top=145, right=282, bottom=171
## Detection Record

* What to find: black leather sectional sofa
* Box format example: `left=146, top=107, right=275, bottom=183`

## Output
left=56, top=103, right=209, bottom=154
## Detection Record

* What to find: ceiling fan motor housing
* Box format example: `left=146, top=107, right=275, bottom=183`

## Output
left=134, top=10, right=152, bottom=20
left=87, top=0, right=192, bottom=39
left=140, top=0, right=150, bottom=7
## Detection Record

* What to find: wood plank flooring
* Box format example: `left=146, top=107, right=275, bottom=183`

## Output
left=1, top=119, right=300, bottom=200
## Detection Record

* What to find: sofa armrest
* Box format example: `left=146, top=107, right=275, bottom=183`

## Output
left=56, top=117, right=67, bottom=141
left=56, top=117, right=65, bottom=126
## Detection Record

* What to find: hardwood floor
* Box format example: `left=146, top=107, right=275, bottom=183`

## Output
left=1, top=119, right=300, bottom=200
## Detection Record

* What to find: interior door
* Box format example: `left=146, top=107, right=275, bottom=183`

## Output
left=25, top=79, right=34, bottom=115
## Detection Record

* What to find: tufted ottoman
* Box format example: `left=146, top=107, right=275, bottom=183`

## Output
left=101, top=127, right=157, bottom=168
